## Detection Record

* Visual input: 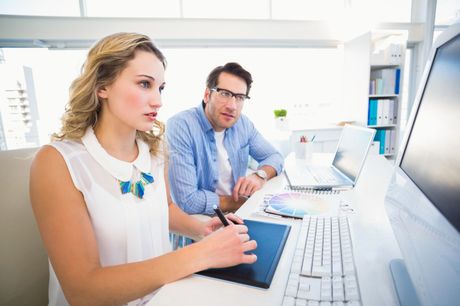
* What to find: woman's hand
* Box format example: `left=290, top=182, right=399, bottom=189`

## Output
left=197, top=224, right=257, bottom=269
left=202, top=213, right=244, bottom=236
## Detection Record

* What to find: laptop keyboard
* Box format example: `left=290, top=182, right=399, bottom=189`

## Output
left=309, top=169, right=338, bottom=184
left=282, top=216, right=361, bottom=306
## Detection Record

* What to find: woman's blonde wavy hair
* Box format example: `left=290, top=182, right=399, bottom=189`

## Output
left=53, top=32, right=166, bottom=156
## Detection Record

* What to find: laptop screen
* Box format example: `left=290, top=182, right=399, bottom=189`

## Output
left=332, top=125, right=376, bottom=183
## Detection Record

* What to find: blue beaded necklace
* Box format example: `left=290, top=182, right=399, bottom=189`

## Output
left=118, top=171, right=154, bottom=199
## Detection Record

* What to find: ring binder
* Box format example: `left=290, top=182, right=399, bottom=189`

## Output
left=284, top=185, right=341, bottom=195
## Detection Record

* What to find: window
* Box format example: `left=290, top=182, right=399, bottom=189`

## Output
left=0, top=48, right=86, bottom=150
left=0, top=0, right=79, bottom=16
left=350, top=0, right=412, bottom=23
left=435, top=0, right=460, bottom=26
left=86, top=0, right=180, bottom=18
left=272, top=0, right=344, bottom=21
left=1, top=0, right=414, bottom=21
left=182, top=0, right=269, bottom=19
left=0, top=46, right=343, bottom=150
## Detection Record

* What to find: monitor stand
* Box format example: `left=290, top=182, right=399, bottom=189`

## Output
left=389, top=259, right=421, bottom=306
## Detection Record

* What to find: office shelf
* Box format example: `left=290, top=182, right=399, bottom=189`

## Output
left=343, top=31, right=406, bottom=161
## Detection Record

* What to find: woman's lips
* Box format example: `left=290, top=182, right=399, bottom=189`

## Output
left=145, top=112, right=157, bottom=120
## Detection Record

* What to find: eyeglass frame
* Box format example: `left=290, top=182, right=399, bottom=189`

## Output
left=210, top=87, right=251, bottom=103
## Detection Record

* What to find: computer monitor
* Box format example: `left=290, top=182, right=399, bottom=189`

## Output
left=385, top=22, right=460, bottom=306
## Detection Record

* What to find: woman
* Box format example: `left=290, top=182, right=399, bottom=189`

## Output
left=30, top=32, right=257, bottom=306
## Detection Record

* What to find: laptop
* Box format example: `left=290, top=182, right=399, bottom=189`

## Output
left=285, top=124, right=376, bottom=190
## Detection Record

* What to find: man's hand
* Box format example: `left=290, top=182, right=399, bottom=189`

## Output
left=232, top=174, right=265, bottom=202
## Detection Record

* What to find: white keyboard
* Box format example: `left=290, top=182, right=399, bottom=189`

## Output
left=282, top=216, right=361, bottom=306
left=309, top=169, right=338, bottom=184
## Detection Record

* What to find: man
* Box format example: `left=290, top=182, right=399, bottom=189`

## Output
left=167, top=62, right=283, bottom=215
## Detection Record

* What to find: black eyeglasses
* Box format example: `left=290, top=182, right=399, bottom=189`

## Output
left=210, top=87, right=250, bottom=104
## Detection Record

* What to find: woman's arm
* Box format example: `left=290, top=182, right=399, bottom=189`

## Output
left=31, top=146, right=256, bottom=306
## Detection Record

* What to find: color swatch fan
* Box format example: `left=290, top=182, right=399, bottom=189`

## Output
left=264, top=192, right=333, bottom=219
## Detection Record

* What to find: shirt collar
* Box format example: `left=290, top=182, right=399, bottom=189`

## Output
left=81, top=127, right=151, bottom=181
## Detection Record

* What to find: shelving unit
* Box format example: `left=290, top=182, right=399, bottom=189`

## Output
left=343, top=31, right=406, bottom=161
left=368, top=40, right=405, bottom=158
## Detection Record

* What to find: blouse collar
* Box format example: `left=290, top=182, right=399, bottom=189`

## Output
left=81, top=127, right=151, bottom=181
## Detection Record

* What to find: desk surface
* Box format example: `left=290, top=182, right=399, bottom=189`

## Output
left=148, top=154, right=402, bottom=306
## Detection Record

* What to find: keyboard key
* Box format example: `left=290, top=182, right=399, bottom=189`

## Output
left=292, top=258, right=303, bottom=273
left=312, top=265, right=331, bottom=277
left=282, top=296, right=295, bottom=306
left=344, top=277, right=360, bottom=301
left=286, top=284, right=298, bottom=297
left=320, top=277, right=332, bottom=301
left=332, top=263, right=343, bottom=276
left=343, top=263, right=355, bottom=275
left=297, top=276, right=321, bottom=300
left=295, top=298, right=308, bottom=306
left=345, top=287, right=360, bottom=301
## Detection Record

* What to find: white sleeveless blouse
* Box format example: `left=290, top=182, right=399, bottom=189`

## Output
left=48, top=127, right=171, bottom=306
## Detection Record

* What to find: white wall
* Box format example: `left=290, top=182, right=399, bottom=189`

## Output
left=2, top=47, right=344, bottom=145
left=161, top=47, right=344, bottom=138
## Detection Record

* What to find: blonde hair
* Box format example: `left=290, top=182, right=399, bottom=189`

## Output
left=53, top=32, right=166, bottom=156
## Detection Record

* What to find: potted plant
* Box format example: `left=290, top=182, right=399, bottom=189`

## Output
left=273, top=109, right=287, bottom=119
left=273, top=109, right=288, bottom=130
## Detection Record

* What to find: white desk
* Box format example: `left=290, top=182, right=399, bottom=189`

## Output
left=148, top=154, right=402, bottom=306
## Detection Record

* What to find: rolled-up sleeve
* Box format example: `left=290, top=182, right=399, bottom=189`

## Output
left=166, top=117, right=218, bottom=215
left=246, top=119, right=284, bottom=175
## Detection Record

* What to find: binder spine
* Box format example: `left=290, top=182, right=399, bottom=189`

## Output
left=284, top=185, right=341, bottom=195
left=395, top=68, right=401, bottom=94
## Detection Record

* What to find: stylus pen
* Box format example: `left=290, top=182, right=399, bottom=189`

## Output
left=213, top=205, right=230, bottom=226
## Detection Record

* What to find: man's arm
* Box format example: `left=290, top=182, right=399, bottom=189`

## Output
left=256, top=164, right=277, bottom=180
left=231, top=118, right=284, bottom=201
left=219, top=195, right=247, bottom=213
left=166, top=117, right=219, bottom=215
left=247, top=123, right=284, bottom=175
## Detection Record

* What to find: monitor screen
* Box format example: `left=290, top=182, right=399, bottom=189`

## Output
left=400, top=33, right=460, bottom=232
left=385, top=24, right=460, bottom=306
left=332, top=125, right=375, bottom=183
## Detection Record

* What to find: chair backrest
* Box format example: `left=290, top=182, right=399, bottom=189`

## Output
left=0, top=148, right=49, bottom=306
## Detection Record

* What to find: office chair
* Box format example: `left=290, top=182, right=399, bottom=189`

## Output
left=0, top=148, right=48, bottom=306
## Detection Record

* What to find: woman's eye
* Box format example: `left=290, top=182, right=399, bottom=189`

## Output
left=140, top=81, right=151, bottom=89
left=159, top=86, right=165, bottom=94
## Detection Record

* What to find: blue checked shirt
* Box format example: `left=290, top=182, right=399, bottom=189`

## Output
left=166, top=103, right=284, bottom=215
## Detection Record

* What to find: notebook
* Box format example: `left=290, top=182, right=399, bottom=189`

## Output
left=285, top=125, right=376, bottom=190
left=197, top=219, right=291, bottom=289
